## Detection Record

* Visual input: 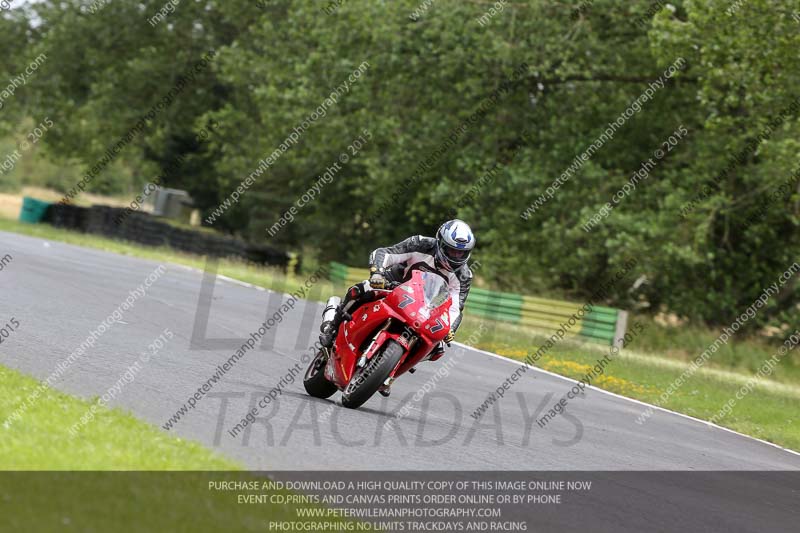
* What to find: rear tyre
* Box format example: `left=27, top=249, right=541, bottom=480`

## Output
left=342, top=340, right=405, bottom=409
left=303, top=349, right=337, bottom=399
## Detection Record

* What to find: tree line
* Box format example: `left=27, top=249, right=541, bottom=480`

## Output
left=0, top=0, right=797, bottom=336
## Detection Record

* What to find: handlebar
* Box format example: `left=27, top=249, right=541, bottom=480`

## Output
left=371, top=280, right=399, bottom=291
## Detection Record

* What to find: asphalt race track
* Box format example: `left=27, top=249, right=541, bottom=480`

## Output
left=6, top=231, right=800, bottom=531
left=3, top=230, right=799, bottom=472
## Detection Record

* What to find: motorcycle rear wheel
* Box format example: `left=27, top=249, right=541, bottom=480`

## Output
left=342, top=340, right=404, bottom=409
left=303, top=348, right=338, bottom=399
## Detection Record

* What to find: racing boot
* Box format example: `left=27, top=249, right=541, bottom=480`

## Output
left=319, top=298, right=344, bottom=349
left=378, top=377, right=393, bottom=397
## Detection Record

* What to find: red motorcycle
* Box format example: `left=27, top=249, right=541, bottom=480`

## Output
left=303, top=265, right=452, bottom=408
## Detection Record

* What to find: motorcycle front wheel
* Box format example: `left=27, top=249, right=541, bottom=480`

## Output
left=342, top=340, right=405, bottom=409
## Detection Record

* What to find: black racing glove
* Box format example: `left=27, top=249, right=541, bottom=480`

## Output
left=369, top=266, right=386, bottom=289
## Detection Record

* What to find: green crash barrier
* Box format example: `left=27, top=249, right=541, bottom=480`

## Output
left=19, top=197, right=51, bottom=224
left=329, top=261, right=369, bottom=287
left=329, top=262, right=628, bottom=346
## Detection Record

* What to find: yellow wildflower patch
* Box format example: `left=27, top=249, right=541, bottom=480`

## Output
left=478, top=344, right=654, bottom=397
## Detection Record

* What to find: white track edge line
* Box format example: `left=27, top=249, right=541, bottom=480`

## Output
left=47, top=239, right=794, bottom=461
left=455, top=342, right=800, bottom=459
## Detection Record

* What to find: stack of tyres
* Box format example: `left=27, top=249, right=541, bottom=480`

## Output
left=44, top=203, right=88, bottom=231
left=246, top=243, right=291, bottom=271
left=38, top=200, right=290, bottom=269
left=85, top=206, right=117, bottom=237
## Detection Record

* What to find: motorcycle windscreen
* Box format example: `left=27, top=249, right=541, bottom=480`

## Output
left=420, top=272, right=450, bottom=310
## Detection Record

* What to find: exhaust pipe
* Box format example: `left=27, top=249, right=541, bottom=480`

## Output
left=319, top=296, right=341, bottom=332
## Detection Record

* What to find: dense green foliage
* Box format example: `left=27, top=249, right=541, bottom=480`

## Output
left=1, top=0, right=798, bottom=336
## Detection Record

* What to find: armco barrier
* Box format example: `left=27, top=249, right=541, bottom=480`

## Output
left=329, top=261, right=628, bottom=347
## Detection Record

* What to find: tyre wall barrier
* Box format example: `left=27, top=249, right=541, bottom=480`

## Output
left=39, top=203, right=290, bottom=270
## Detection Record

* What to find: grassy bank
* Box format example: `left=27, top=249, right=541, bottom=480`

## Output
left=2, top=217, right=798, bottom=452
left=0, top=364, right=238, bottom=470
left=0, top=363, right=367, bottom=530
left=0, top=217, right=335, bottom=300
left=624, top=316, right=800, bottom=385
left=0, top=364, right=342, bottom=531
left=460, top=315, right=800, bottom=451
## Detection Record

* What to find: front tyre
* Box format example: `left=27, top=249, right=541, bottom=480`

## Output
left=303, top=349, right=337, bottom=399
left=342, top=340, right=405, bottom=409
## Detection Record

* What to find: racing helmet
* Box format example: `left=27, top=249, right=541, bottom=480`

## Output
left=435, top=219, right=475, bottom=271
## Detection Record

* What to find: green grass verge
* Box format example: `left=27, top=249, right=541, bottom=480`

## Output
left=625, top=315, right=800, bottom=384
left=0, top=365, right=364, bottom=531
left=3, top=217, right=798, bottom=452
left=0, top=217, right=336, bottom=300
left=0, top=470, right=365, bottom=533
left=461, top=315, right=800, bottom=452
left=1, top=472, right=286, bottom=533
left=0, top=364, right=238, bottom=470
left=4, top=218, right=795, bottom=382
left=550, top=350, right=800, bottom=451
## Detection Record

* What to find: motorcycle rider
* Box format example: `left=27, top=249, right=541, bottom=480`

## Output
left=319, top=219, right=475, bottom=394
